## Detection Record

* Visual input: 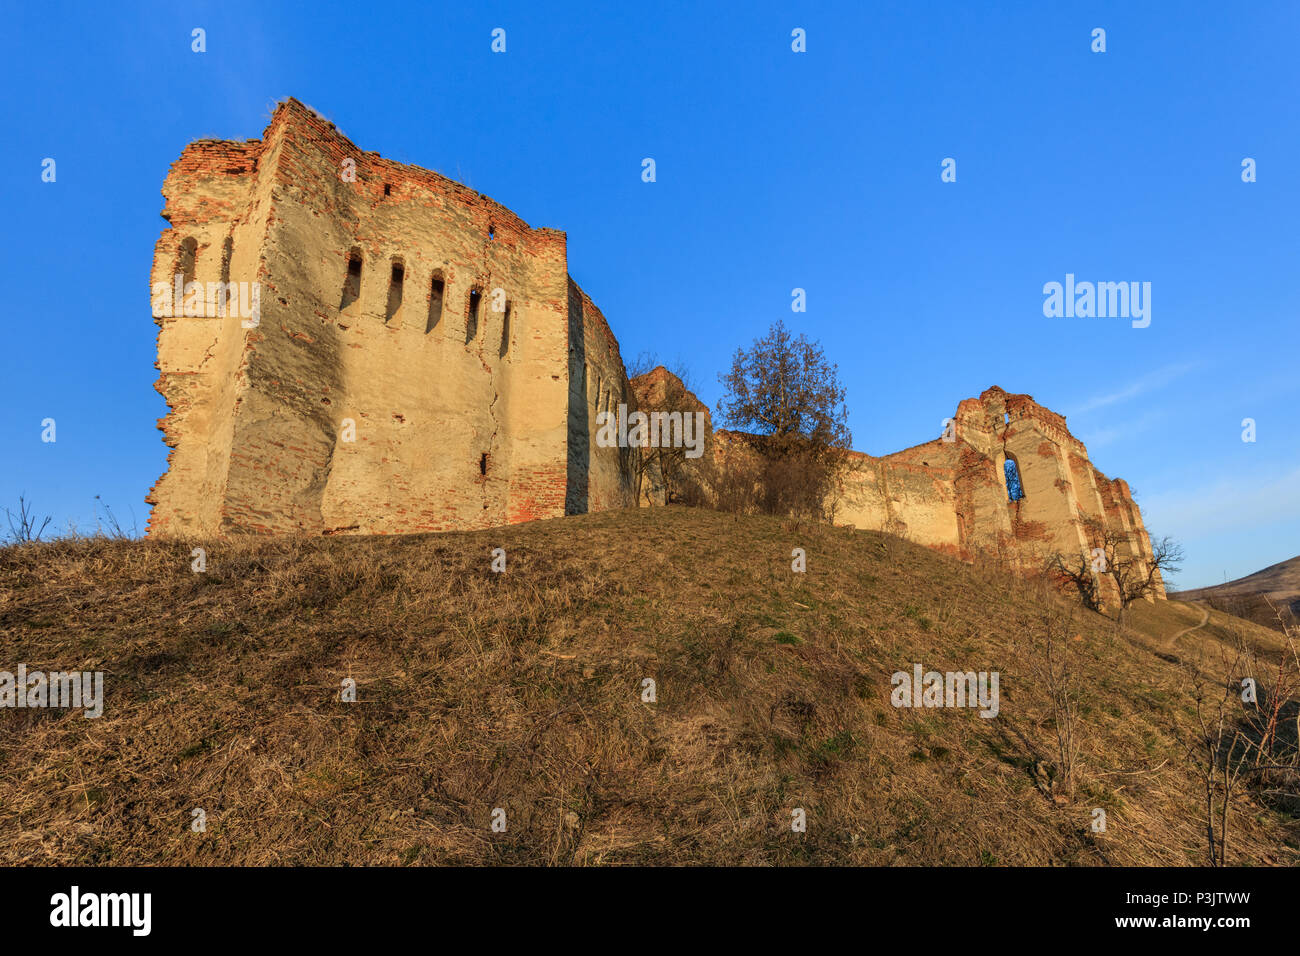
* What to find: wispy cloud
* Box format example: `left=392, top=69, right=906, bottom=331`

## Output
left=1141, top=463, right=1300, bottom=539
left=1078, top=408, right=1169, bottom=449
left=1068, top=360, right=1203, bottom=417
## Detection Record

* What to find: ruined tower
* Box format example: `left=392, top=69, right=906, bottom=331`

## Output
left=147, top=99, right=639, bottom=536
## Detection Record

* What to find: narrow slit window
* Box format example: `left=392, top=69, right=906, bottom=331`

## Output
left=340, top=248, right=362, bottom=311
left=479, top=453, right=488, bottom=476
left=426, top=271, right=445, bottom=333
left=465, top=288, right=481, bottom=343
left=178, top=237, right=198, bottom=287
left=386, top=259, right=404, bottom=325
left=218, top=236, right=234, bottom=315
left=499, top=303, right=511, bottom=357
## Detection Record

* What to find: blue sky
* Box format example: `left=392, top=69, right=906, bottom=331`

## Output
left=3, top=0, right=1297, bottom=589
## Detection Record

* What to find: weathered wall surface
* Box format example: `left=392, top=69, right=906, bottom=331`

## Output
left=148, top=98, right=635, bottom=537
left=710, top=384, right=1162, bottom=600
left=827, top=386, right=1164, bottom=600
left=567, top=280, right=640, bottom=515
left=147, top=136, right=272, bottom=535
left=148, top=102, right=1161, bottom=605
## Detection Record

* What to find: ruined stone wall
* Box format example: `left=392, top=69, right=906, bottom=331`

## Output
left=147, top=102, right=1161, bottom=605
left=827, top=386, right=1164, bottom=600
left=629, top=366, right=713, bottom=507
left=567, top=280, right=640, bottom=515
left=834, top=443, right=964, bottom=555
left=148, top=99, right=633, bottom=537
left=147, top=136, right=274, bottom=535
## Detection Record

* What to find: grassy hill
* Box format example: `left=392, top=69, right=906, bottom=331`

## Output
left=1, top=506, right=1296, bottom=865
left=1172, top=555, right=1300, bottom=632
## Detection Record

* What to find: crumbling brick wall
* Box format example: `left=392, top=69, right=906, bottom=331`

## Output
left=822, top=385, right=1165, bottom=599
left=147, top=102, right=1163, bottom=603
left=148, top=98, right=636, bottom=538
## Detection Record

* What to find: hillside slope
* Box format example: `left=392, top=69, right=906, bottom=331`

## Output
left=1173, top=555, right=1300, bottom=630
left=1, top=507, right=1295, bottom=865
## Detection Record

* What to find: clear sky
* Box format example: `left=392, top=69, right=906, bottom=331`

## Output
left=3, top=0, right=1297, bottom=590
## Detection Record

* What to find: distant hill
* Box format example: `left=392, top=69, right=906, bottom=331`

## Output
left=1172, top=556, right=1300, bottom=631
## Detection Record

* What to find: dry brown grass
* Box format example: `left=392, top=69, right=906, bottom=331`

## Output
left=1172, top=555, right=1300, bottom=632
left=0, top=506, right=1296, bottom=865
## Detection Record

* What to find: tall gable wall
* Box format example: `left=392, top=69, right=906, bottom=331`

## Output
left=822, top=385, right=1164, bottom=600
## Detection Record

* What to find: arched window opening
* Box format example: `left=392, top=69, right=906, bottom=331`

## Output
left=340, top=248, right=362, bottom=311
left=426, top=271, right=445, bottom=333
left=465, top=289, right=482, bottom=343
left=1004, top=457, right=1025, bottom=502
left=488, top=223, right=496, bottom=240
left=385, top=258, right=404, bottom=325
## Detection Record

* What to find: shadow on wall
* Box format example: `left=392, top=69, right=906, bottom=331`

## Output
left=310, top=247, right=359, bottom=532
left=565, top=281, right=589, bottom=514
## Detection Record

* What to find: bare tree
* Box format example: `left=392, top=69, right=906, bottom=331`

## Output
left=1249, top=599, right=1300, bottom=767
left=1113, top=534, right=1183, bottom=621
left=626, top=356, right=707, bottom=506
left=1017, top=608, right=1082, bottom=800
left=715, top=321, right=852, bottom=520
left=1178, top=611, right=1300, bottom=865
left=1047, top=518, right=1183, bottom=624
left=1234, top=600, right=1300, bottom=813
left=1044, top=550, right=1104, bottom=613
left=1184, top=638, right=1256, bottom=866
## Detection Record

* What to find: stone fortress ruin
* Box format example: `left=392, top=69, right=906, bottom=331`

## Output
left=148, top=98, right=639, bottom=536
left=813, top=385, right=1165, bottom=601
left=147, top=99, right=1164, bottom=602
